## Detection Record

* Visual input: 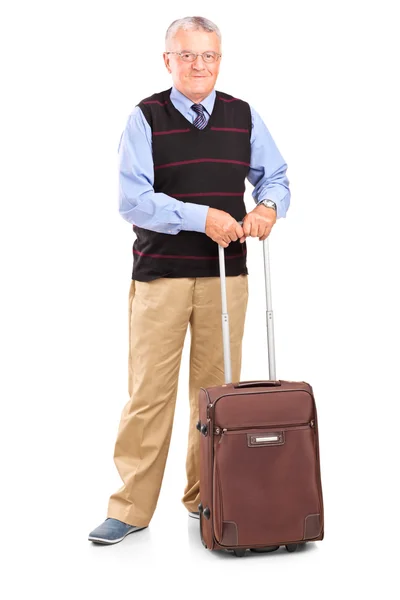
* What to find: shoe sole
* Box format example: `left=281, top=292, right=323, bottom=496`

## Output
left=88, top=525, right=147, bottom=545
left=189, top=512, right=200, bottom=520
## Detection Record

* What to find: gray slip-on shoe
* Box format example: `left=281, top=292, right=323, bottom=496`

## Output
left=88, top=518, right=147, bottom=545
left=189, top=511, right=200, bottom=520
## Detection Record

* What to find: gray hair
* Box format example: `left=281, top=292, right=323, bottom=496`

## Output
left=165, top=16, right=222, bottom=50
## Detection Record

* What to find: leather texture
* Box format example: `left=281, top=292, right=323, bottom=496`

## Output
left=199, top=380, right=324, bottom=552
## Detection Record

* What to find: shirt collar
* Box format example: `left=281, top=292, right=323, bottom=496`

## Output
left=170, top=85, right=216, bottom=117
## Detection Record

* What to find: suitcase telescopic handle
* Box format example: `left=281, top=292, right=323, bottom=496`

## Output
left=218, top=220, right=277, bottom=384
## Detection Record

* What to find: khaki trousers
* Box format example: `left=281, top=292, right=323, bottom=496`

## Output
left=107, top=274, right=249, bottom=527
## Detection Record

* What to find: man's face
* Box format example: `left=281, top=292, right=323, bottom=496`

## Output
left=163, top=29, right=221, bottom=103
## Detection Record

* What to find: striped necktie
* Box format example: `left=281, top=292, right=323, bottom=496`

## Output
left=191, top=103, right=207, bottom=129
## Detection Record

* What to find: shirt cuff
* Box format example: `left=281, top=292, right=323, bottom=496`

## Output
left=256, top=194, right=288, bottom=219
left=181, top=203, right=210, bottom=233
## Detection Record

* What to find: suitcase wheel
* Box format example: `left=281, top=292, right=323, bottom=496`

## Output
left=250, top=545, right=280, bottom=553
left=285, top=544, right=298, bottom=552
left=233, top=549, right=246, bottom=557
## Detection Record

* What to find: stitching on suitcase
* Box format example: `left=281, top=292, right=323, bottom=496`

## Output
left=312, top=406, right=324, bottom=531
left=216, top=461, right=223, bottom=541
left=212, top=460, right=223, bottom=542
left=213, top=388, right=315, bottom=404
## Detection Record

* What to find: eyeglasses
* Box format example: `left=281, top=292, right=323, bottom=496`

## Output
left=165, top=51, right=222, bottom=64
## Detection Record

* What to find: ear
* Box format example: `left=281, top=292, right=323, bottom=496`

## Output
left=163, top=52, right=172, bottom=74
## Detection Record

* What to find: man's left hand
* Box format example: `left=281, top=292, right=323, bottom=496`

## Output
left=239, top=204, right=277, bottom=243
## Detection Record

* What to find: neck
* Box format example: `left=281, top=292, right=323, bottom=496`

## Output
left=188, top=94, right=207, bottom=104
left=174, top=85, right=211, bottom=105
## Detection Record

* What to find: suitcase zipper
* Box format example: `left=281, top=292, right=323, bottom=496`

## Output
left=215, top=420, right=314, bottom=443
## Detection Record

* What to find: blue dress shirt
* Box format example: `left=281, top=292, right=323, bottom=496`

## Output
left=118, top=86, right=290, bottom=234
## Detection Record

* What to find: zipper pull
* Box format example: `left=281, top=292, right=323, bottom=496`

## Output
left=218, top=428, right=227, bottom=444
left=213, top=426, right=227, bottom=435
left=310, top=420, right=315, bottom=428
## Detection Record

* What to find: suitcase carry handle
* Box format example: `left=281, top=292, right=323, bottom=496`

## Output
left=233, top=380, right=281, bottom=389
left=218, top=219, right=276, bottom=384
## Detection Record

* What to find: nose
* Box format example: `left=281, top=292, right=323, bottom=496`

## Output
left=192, top=54, right=206, bottom=69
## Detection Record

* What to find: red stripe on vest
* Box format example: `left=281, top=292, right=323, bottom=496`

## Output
left=218, top=97, right=240, bottom=103
left=153, top=129, right=191, bottom=136
left=210, top=127, right=249, bottom=132
left=142, top=100, right=168, bottom=106
left=133, top=249, right=247, bottom=260
left=155, top=159, right=251, bottom=170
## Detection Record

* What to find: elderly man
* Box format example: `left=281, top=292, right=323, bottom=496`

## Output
left=89, top=15, right=290, bottom=545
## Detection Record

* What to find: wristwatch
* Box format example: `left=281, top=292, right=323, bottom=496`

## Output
left=259, top=199, right=277, bottom=211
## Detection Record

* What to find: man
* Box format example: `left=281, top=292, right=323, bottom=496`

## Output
left=89, top=16, right=290, bottom=545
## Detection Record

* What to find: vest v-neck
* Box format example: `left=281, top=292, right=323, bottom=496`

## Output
left=168, top=88, right=220, bottom=132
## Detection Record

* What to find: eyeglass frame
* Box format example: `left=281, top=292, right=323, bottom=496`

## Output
left=164, top=51, right=222, bottom=63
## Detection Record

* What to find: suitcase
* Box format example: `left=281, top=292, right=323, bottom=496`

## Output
left=197, top=235, right=324, bottom=556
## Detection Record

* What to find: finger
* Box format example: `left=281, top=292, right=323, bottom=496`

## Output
left=236, top=223, right=244, bottom=239
left=250, top=222, right=260, bottom=238
left=243, top=219, right=252, bottom=237
left=259, top=226, right=271, bottom=241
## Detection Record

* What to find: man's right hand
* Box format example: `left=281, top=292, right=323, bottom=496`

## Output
left=205, top=208, right=244, bottom=248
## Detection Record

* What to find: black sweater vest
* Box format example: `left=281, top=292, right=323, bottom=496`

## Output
left=132, top=87, right=251, bottom=281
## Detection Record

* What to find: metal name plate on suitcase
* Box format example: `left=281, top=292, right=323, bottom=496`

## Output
left=197, top=235, right=324, bottom=557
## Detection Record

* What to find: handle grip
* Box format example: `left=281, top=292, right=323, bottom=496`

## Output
left=233, top=381, right=281, bottom=389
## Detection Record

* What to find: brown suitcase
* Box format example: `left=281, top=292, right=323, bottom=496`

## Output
left=197, top=236, right=324, bottom=557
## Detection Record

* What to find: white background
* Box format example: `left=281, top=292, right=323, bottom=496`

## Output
left=1, top=0, right=399, bottom=597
